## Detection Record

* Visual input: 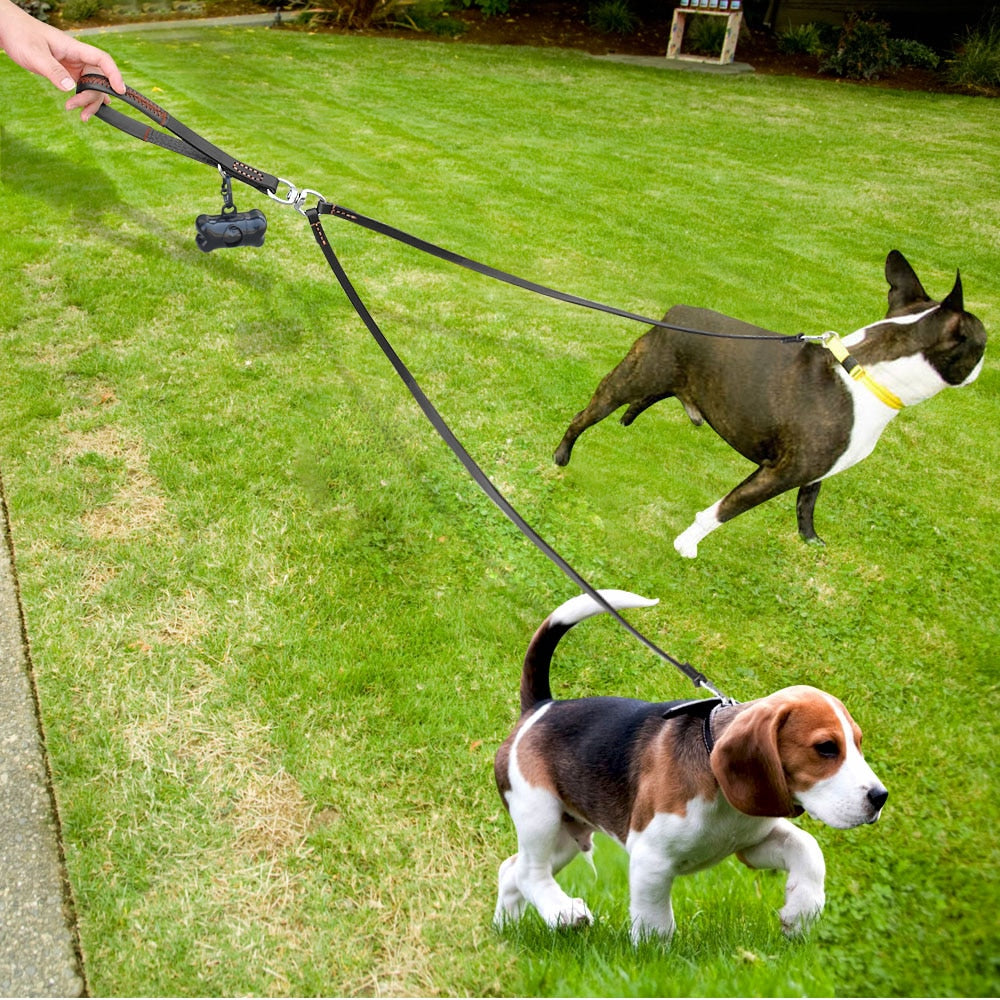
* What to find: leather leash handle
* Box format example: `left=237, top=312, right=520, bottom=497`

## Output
left=76, top=74, right=280, bottom=196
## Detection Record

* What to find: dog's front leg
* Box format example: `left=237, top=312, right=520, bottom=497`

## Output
left=674, top=461, right=804, bottom=558
left=795, top=481, right=825, bottom=545
left=673, top=500, right=723, bottom=559
left=738, top=819, right=826, bottom=936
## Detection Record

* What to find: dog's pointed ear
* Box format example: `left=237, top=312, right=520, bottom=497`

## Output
left=885, top=250, right=930, bottom=314
left=940, top=270, right=964, bottom=314
left=710, top=701, right=798, bottom=817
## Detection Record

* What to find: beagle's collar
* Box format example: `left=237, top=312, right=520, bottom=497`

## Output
left=660, top=697, right=732, bottom=756
left=817, top=331, right=905, bottom=411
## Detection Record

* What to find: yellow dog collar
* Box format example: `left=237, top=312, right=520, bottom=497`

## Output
left=819, top=332, right=905, bottom=411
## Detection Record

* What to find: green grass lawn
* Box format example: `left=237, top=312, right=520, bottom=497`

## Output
left=1, top=23, right=998, bottom=997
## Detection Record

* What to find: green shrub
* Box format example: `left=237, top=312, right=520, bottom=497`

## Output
left=890, top=37, right=939, bottom=71
left=405, top=0, right=467, bottom=34
left=59, top=0, right=109, bottom=21
left=821, top=11, right=895, bottom=79
left=13, top=0, right=51, bottom=22
left=454, top=0, right=508, bottom=16
left=820, top=11, right=940, bottom=80
left=777, top=22, right=826, bottom=56
left=947, top=7, right=1000, bottom=92
left=588, top=0, right=638, bottom=36
left=304, top=0, right=414, bottom=29
left=685, top=11, right=728, bottom=55
left=472, top=0, right=509, bottom=16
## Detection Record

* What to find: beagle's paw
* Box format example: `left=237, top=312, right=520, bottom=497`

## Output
left=546, top=898, right=594, bottom=930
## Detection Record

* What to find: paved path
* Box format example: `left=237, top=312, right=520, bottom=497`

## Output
left=0, top=480, right=84, bottom=998
left=71, top=12, right=274, bottom=37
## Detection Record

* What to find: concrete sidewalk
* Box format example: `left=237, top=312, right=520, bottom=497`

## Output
left=0, top=477, right=85, bottom=998
left=71, top=12, right=274, bottom=37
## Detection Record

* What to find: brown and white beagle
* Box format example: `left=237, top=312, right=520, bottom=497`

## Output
left=493, top=590, right=888, bottom=942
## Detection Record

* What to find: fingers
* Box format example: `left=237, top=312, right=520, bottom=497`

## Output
left=85, top=47, right=125, bottom=94
left=62, top=57, right=123, bottom=122
left=64, top=88, right=108, bottom=123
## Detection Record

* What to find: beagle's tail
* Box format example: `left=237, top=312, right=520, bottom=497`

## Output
left=520, top=590, right=659, bottom=714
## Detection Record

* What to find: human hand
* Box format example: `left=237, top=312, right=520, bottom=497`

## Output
left=1, top=0, right=125, bottom=120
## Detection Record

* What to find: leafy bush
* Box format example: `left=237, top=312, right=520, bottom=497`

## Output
left=890, top=37, right=939, bottom=71
left=820, top=11, right=939, bottom=80
left=303, top=0, right=417, bottom=29
left=407, top=0, right=467, bottom=34
left=685, top=12, right=728, bottom=55
left=588, top=0, right=638, bottom=36
left=777, top=21, right=826, bottom=56
left=469, top=0, right=509, bottom=16
left=820, top=11, right=895, bottom=79
left=13, top=0, right=51, bottom=22
left=947, top=7, right=1000, bottom=92
left=453, top=0, right=508, bottom=16
left=59, top=0, right=108, bottom=22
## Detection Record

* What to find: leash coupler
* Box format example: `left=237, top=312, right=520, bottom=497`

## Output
left=78, top=74, right=737, bottom=701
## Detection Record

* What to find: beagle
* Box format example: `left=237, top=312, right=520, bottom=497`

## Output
left=493, top=590, right=888, bottom=942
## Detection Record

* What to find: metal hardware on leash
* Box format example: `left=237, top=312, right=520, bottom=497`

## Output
left=266, top=177, right=328, bottom=216
left=219, top=168, right=236, bottom=212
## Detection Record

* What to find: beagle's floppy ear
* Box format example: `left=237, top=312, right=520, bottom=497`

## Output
left=710, top=701, right=799, bottom=817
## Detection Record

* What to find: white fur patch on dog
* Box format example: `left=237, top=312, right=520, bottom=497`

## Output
left=841, top=305, right=939, bottom=348
left=549, top=590, right=659, bottom=629
left=794, top=694, right=886, bottom=829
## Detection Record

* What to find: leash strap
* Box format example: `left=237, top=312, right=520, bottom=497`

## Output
left=820, top=332, right=904, bottom=410
left=77, top=74, right=280, bottom=195
left=319, top=203, right=806, bottom=344
left=305, top=207, right=728, bottom=699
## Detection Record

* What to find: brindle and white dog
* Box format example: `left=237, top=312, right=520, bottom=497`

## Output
left=554, top=252, right=987, bottom=556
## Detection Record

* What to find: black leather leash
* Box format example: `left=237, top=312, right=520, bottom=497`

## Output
left=303, top=206, right=729, bottom=699
left=77, top=77, right=800, bottom=346
left=78, top=75, right=737, bottom=701
left=319, top=203, right=804, bottom=343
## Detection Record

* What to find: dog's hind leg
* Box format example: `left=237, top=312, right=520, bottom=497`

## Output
left=795, top=482, right=825, bottom=545
left=494, top=824, right=590, bottom=928
left=620, top=393, right=673, bottom=427
left=494, top=854, right=528, bottom=926
left=554, top=341, right=675, bottom=466
left=498, top=789, right=594, bottom=929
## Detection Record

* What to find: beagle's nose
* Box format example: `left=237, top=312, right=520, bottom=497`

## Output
left=868, top=786, right=888, bottom=811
